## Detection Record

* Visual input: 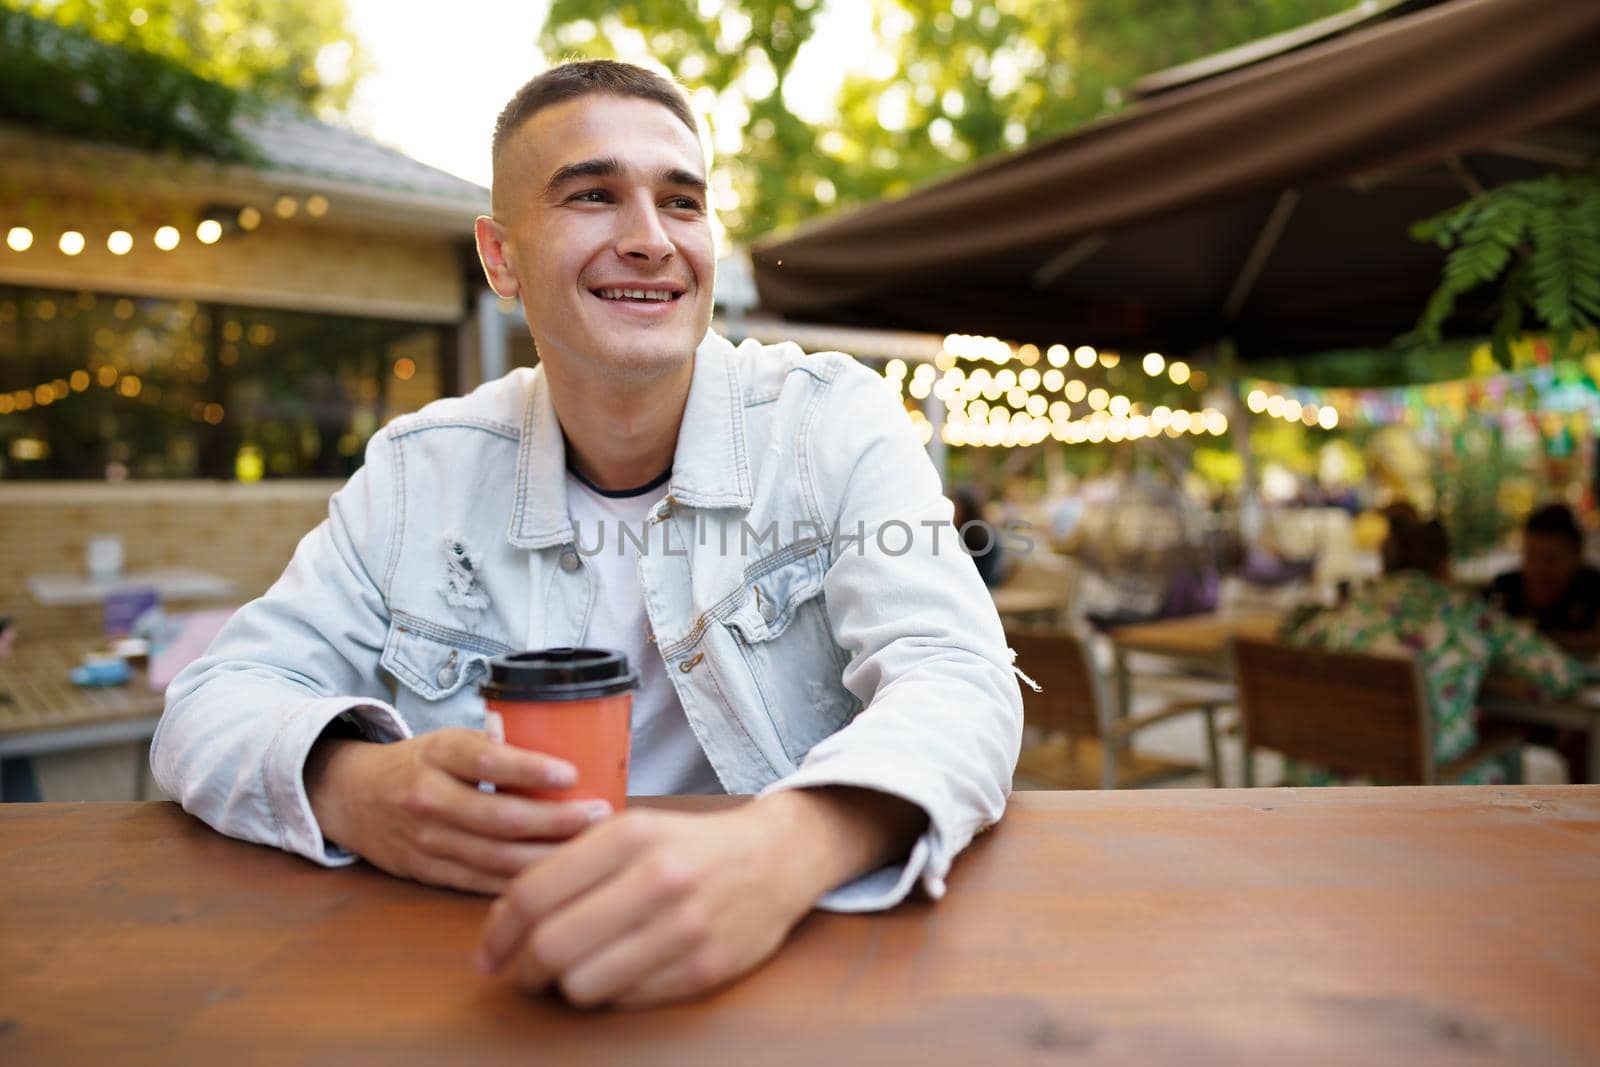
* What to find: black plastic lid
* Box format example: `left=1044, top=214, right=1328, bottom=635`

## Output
left=480, top=648, right=639, bottom=701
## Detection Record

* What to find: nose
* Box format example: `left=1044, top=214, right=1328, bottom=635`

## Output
left=615, top=195, right=674, bottom=264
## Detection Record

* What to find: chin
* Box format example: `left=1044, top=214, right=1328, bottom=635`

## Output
left=599, top=337, right=698, bottom=381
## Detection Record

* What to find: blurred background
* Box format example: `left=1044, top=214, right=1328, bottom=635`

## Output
left=3, top=0, right=1598, bottom=798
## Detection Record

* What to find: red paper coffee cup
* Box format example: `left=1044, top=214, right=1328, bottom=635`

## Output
left=480, top=648, right=638, bottom=810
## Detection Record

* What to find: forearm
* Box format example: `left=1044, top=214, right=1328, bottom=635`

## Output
left=304, top=734, right=374, bottom=850
left=751, top=786, right=929, bottom=907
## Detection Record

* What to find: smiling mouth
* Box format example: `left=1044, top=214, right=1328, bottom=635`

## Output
left=590, top=287, right=684, bottom=303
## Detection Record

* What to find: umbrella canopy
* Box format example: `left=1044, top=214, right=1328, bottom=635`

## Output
left=750, top=0, right=1600, bottom=359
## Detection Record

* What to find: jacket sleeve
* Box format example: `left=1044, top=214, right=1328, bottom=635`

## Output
left=1480, top=605, right=1584, bottom=701
left=149, top=429, right=412, bottom=865
left=759, top=356, right=1024, bottom=912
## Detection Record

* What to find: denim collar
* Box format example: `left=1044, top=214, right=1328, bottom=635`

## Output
left=507, top=331, right=753, bottom=549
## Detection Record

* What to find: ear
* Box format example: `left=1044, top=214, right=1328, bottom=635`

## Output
left=474, top=216, right=520, bottom=299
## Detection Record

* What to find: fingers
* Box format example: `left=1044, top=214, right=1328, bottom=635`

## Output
left=530, top=847, right=698, bottom=976
left=403, top=764, right=609, bottom=842
left=411, top=823, right=563, bottom=878
left=478, top=815, right=648, bottom=974
left=409, top=855, right=510, bottom=897
left=428, top=728, right=579, bottom=792
left=542, top=881, right=710, bottom=1007
left=612, top=956, right=724, bottom=1010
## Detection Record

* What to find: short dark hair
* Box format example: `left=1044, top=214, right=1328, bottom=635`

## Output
left=1525, top=503, right=1584, bottom=549
left=1382, top=516, right=1450, bottom=576
left=491, top=59, right=698, bottom=165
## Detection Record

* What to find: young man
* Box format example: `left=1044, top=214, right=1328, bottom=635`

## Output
left=151, top=60, right=1022, bottom=1008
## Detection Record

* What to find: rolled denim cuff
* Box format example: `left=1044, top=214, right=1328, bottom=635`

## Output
left=263, top=697, right=411, bottom=866
left=758, top=766, right=980, bottom=914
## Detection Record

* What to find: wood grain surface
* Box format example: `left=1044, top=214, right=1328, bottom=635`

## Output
left=3, top=788, right=1598, bottom=1066
left=0, top=637, right=164, bottom=737
left=1110, top=611, right=1284, bottom=660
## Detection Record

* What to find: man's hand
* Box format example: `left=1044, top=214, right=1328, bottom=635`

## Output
left=306, top=727, right=611, bottom=896
left=475, top=787, right=927, bottom=1008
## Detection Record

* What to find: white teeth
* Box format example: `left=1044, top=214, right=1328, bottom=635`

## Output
left=597, top=288, right=675, bottom=302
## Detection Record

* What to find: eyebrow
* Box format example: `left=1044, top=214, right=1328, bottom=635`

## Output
left=542, top=155, right=708, bottom=198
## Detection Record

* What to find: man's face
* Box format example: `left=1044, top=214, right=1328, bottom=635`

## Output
left=482, top=94, right=714, bottom=383
left=1523, top=531, right=1580, bottom=607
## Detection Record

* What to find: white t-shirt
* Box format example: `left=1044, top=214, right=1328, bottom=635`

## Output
left=565, top=469, right=724, bottom=796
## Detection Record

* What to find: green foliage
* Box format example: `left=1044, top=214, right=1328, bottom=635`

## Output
left=540, top=0, right=1349, bottom=243
left=13, top=0, right=365, bottom=112
left=0, top=6, right=255, bottom=159
left=1411, top=172, right=1600, bottom=365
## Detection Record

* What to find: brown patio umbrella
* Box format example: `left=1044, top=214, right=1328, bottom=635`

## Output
left=750, top=0, right=1600, bottom=358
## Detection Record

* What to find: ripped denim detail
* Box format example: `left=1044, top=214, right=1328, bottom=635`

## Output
left=441, top=533, right=490, bottom=611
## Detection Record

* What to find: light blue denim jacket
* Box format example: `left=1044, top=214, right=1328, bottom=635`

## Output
left=152, top=332, right=1022, bottom=912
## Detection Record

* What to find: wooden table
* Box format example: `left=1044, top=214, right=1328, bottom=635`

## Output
left=4, top=790, right=1599, bottom=1065
left=1109, top=610, right=1284, bottom=719
left=990, top=586, right=1062, bottom=622
left=0, top=637, right=164, bottom=794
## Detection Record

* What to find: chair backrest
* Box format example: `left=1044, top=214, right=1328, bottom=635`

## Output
left=1005, top=625, right=1106, bottom=740
left=1230, top=637, right=1433, bottom=784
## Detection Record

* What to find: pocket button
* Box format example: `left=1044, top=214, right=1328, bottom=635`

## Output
left=559, top=550, right=580, bottom=572
left=436, top=664, right=459, bottom=688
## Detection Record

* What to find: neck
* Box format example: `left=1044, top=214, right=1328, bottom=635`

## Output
left=542, top=355, right=694, bottom=492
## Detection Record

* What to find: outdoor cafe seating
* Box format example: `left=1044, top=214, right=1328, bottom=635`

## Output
left=1230, top=636, right=1526, bottom=786
left=1008, top=625, right=1226, bottom=789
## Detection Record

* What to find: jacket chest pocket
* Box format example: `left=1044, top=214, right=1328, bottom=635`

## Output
left=723, top=551, right=859, bottom=761
left=380, top=621, right=502, bottom=727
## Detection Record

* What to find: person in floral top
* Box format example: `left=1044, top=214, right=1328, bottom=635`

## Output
left=1279, top=516, right=1582, bottom=785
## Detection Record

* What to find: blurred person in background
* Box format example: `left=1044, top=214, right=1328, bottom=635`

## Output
left=1280, top=514, right=1582, bottom=786
left=1487, top=503, right=1600, bottom=653
left=1484, top=503, right=1599, bottom=781
left=951, top=485, right=1004, bottom=588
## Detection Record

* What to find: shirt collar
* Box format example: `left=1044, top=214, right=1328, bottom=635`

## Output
left=507, top=331, right=752, bottom=549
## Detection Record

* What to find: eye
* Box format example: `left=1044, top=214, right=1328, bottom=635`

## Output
left=569, top=189, right=611, bottom=204
left=667, top=196, right=704, bottom=212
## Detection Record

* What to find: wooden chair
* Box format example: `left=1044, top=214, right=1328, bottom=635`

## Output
left=1008, top=626, right=1226, bottom=789
left=1229, top=637, right=1522, bottom=785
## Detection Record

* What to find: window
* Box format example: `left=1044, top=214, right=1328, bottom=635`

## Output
left=0, top=284, right=449, bottom=479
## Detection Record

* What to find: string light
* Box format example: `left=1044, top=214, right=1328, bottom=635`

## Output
left=8, top=213, right=277, bottom=259
left=884, top=331, right=1247, bottom=448
left=1244, top=384, right=1342, bottom=430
